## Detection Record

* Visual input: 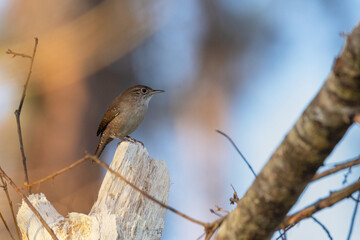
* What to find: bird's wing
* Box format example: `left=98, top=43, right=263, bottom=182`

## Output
left=96, top=104, right=120, bottom=136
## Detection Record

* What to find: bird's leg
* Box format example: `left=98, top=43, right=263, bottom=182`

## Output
left=124, top=135, right=136, bottom=143
left=125, top=136, right=144, bottom=147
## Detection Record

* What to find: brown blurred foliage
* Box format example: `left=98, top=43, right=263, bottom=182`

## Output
left=0, top=1, right=158, bottom=238
left=0, top=0, right=266, bottom=238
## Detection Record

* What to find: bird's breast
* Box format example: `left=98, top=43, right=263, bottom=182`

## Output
left=109, top=103, right=148, bottom=139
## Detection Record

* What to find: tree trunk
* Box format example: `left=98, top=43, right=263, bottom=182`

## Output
left=216, top=23, right=360, bottom=240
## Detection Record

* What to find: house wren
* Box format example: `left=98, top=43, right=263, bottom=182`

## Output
left=95, top=85, right=164, bottom=157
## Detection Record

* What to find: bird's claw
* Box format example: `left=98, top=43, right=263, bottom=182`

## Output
left=124, top=136, right=144, bottom=147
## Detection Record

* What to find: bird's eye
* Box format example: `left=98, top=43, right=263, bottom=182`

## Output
left=141, top=88, right=147, bottom=93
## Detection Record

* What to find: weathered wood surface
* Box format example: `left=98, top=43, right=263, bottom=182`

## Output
left=17, top=142, right=170, bottom=240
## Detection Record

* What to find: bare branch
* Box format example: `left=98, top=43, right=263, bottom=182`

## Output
left=277, top=230, right=285, bottom=240
left=88, top=153, right=208, bottom=227
left=216, top=130, right=256, bottom=178
left=196, top=232, right=206, bottom=240
left=210, top=209, right=224, bottom=217
left=0, top=176, right=21, bottom=240
left=19, top=152, right=217, bottom=233
left=210, top=206, right=230, bottom=218
left=350, top=193, right=360, bottom=202
left=312, top=156, right=360, bottom=181
left=229, top=184, right=239, bottom=205
left=311, top=216, right=333, bottom=240
left=275, top=225, right=294, bottom=240
left=5, top=49, right=32, bottom=59
left=342, top=167, right=352, bottom=185
left=0, top=211, right=16, bottom=240
left=205, top=217, right=226, bottom=240
left=0, top=167, right=59, bottom=240
left=347, top=191, right=360, bottom=240
left=11, top=37, right=39, bottom=192
left=216, top=23, right=360, bottom=239
left=282, top=180, right=360, bottom=228
left=18, top=155, right=88, bottom=190
left=215, top=205, right=230, bottom=214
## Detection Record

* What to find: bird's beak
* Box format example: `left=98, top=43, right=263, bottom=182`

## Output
left=151, top=89, right=165, bottom=95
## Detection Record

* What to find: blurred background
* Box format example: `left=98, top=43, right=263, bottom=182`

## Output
left=0, top=0, right=359, bottom=239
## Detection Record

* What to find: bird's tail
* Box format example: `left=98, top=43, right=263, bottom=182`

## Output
left=94, top=134, right=112, bottom=157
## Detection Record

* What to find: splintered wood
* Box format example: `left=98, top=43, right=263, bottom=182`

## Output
left=16, top=142, right=170, bottom=240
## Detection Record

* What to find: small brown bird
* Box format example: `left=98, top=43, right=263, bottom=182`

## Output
left=95, top=85, right=164, bottom=157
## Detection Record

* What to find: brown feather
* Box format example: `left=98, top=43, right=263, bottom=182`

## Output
left=96, top=104, right=120, bottom=136
left=96, top=85, right=150, bottom=136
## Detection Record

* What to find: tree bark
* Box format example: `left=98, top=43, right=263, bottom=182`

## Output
left=216, top=23, right=360, bottom=239
left=17, top=142, right=170, bottom=240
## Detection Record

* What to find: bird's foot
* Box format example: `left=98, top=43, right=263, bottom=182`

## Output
left=124, top=136, right=144, bottom=147
left=125, top=136, right=136, bottom=143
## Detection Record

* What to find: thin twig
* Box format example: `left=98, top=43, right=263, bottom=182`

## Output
left=196, top=232, right=206, bottom=240
left=311, top=216, right=333, bottom=240
left=210, top=209, right=223, bottom=217
left=312, top=157, right=360, bottom=182
left=5, top=49, right=32, bottom=59
left=0, top=167, right=59, bottom=240
left=0, top=211, right=16, bottom=240
left=215, top=205, right=229, bottom=214
left=277, top=230, right=285, bottom=240
left=87, top=154, right=208, bottom=227
left=204, top=216, right=226, bottom=240
left=342, top=167, right=352, bottom=185
left=275, top=225, right=294, bottom=240
left=19, top=153, right=209, bottom=228
left=347, top=191, right=360, bottom=240
left=10, top=37, right=39, bottom=193
left=0, top=176, right=21, bottom=240
left=230, top=184, right=240, bottom=204
left=282, top=180, right=360, bottom=228
left=216, top=130, right=257, bottom=177
left=17, top=153, right=223, bottom=237
left=18, top=151, right=226, bottom=239
left=350, top=194, right=360, bottom=202
left=209, top=205, right=229, bottom=217
left=18, top=155, right=88, bottom=190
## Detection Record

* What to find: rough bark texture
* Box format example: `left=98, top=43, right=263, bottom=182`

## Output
left=216, top=24, right=360, bottom=240
left=16, top=142, right=170, bottom=240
